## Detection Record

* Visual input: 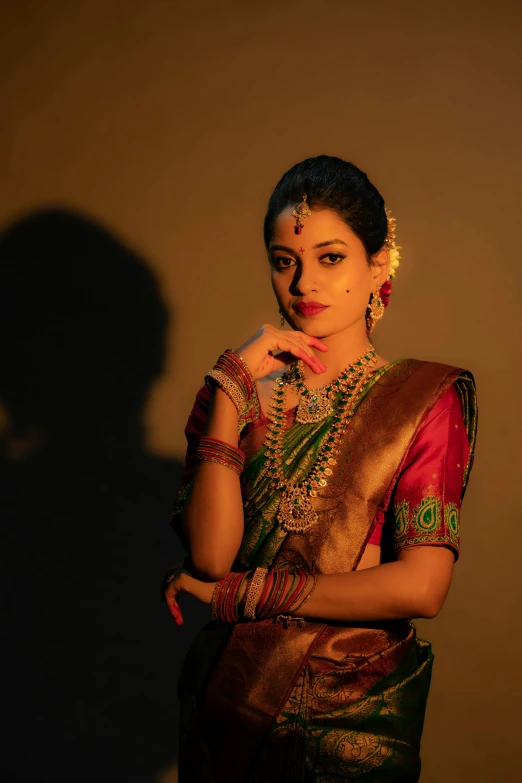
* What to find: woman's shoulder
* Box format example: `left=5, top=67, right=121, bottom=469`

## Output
left=390, top=357, right=475, bottom=390
left=402, top=359, right=477, bottom=434
left=394, top=356, right=473, bottom=375
left=383, top=358, right=477, bottom=427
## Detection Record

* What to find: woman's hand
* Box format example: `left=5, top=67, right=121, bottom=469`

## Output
left=235, top=323, right=328, bottom=380
left=161, top=562, right=217, bottom=626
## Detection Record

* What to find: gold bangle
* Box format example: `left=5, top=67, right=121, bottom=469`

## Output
left=205, top=369, right=248, bottom=416
left=244, top=567, right=268, bottom=620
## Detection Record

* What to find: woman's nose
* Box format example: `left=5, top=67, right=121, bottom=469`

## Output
left=294, top=265, right=318, bottom=295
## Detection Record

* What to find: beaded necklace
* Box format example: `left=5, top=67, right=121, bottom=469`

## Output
left=264, top=347, right=377, bottom=533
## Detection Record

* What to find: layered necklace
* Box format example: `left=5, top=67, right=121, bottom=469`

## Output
left=264, top=346, right=377, bottom=533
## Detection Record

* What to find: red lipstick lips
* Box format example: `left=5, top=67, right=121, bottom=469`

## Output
left=294, top=301, right=329, bottom=317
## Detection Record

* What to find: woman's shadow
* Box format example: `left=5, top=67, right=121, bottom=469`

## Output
left=0, top=209, right=209, bottom=782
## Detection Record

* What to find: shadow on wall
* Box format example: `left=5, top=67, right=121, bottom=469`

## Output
left=0, top=209, right=209, bottom=783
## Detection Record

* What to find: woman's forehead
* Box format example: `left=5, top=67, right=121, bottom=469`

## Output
left=270, top=207, right=358, bottom=248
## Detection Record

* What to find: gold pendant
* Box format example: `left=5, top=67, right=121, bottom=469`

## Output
left=295, top=389, right=333, bottom=424
left=277, top=486, right=318, bottom=533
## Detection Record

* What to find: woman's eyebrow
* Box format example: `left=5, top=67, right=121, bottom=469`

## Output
left=269, top=239, right=349, bottom=254
left=269, top=244, right=299, bottom=255
left=313, top=239, right=349, bottom=248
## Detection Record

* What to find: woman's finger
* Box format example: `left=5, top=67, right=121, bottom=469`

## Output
left=160, top=561, right=185, bottom=600
left=274, top=337, right=327, bottom=374
left=270, top=349, right=324, bottom=375
left=297, top=333, right=330, bottom=353
left=165, top=587, right=184, bottom=625
left=273, top=332, right=320, bottom=361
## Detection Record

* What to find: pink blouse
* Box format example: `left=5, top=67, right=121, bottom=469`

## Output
left=368, top=384, right=470, bottom=560
left=176, top=381, right=471, bottom=563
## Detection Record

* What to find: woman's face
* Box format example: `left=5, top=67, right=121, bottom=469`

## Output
left=268, top=207, right=389, bottom=339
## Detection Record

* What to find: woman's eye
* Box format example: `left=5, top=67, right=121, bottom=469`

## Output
left=321, top=253, right=345, bottom=265
left=273, top=257, right=296, bottom=269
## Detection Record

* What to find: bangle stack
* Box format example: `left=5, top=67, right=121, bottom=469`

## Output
left=204, top=349, right=260, bottom=429
left=210, top=567, right=317, bottom=626
left=211, top=571, right=251, bottom=622
left=196, top=435, right=246, bottom=476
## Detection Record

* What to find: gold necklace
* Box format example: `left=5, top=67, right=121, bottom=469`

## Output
left=287, top=347, right=377, bottom=424
left=264, top=348, right=377, bottom=533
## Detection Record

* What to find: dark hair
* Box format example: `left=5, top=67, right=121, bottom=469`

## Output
left=263, top=155, right=388, bottom=258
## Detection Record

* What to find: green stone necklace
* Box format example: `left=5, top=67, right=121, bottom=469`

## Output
left=264, top=347, right=377, bottom=533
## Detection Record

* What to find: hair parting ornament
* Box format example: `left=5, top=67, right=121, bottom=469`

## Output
left=291, top=193, right=311, bottom=234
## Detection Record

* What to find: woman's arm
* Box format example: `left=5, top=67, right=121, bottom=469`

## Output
left=184, top=388, right=244, bottom=580
left=179, top=326, right=328, bottom=581
left=169, top=545, right=453, bottom=623
left=289, top=546, right=455, bottom=621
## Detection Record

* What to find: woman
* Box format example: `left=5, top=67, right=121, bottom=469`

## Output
left=162, top=156, right=478, bottom=782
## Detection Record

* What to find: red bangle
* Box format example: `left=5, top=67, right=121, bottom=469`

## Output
left=290, top=574, right=317, bottom=613
left=234, top=572, right=250, bottom=621
left=219, top=572, right=239, bottom=624
left=278, top=571, right=305, bottom=614
left=219, top=350, right=255, bottom=397
left=196, top=435, right=245, bottom=475
left=226, top=573, right=244, bottom=623
left=212, top=574, right=231, bottom=622
left=272, top=571, right=289, bottom=616
left=256, top=570, right=273, bottom=618
left=204, top=350, right=260, bottom=429
left=262, top=570, right=283, bottom=619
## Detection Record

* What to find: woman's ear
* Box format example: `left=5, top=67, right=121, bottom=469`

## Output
left=371, top=247, right=390, bottom=287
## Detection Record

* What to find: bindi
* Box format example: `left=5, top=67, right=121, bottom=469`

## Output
left=299, top=246, right=305, bottom=253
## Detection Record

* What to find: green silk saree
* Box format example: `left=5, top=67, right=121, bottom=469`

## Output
left=172, top=358, right=477, bottom=782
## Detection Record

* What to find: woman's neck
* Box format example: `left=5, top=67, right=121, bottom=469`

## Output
left=301, top=326, right=386, bottom=387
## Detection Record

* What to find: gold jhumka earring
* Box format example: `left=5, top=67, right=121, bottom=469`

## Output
left=278, top=307, right=285, bottom=327
left=291, top=193, right=311, bottom=234
left=365, top=208, right=401, bottom=333
left=366, top=286, right=385, bottom=334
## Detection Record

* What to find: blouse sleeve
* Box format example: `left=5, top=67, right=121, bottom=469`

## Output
left=387, top=384, right=472, bottom=562
left=169, top=383, right=212, bottom=545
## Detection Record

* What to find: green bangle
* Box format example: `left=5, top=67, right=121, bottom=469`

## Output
left=234, top=572, right=251, bottom=622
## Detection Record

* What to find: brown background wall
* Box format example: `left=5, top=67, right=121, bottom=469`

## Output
left=1, top=1, right=521, bottom=780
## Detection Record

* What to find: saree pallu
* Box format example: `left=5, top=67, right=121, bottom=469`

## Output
left=173, top=359, right=478, bottom=782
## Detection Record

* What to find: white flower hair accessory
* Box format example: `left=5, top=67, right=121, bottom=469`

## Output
left=384, top=207, right=401, bottom=279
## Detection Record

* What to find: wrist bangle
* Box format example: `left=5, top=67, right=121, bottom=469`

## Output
left=204, top=350, right=260, bottom=429
left=211, top=578, right=225, bottom=622
left=230, top=351, right=256, bottom=394
left=205, top=369, right=247, bottom=416
left=290, top=574, right=317, bottom=613
left=277, top=571, right=300, bottom=614
left=196, top=436, right=245, bottom=476
left=261, top=570, right=283, bottom=619
left=243, top=567, right=268, bottom=620
left=285, top=571, right=307, bottom=612
left=256, top=569, right=273, bottom=618
left=234, top=572, right=251, bottom=621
